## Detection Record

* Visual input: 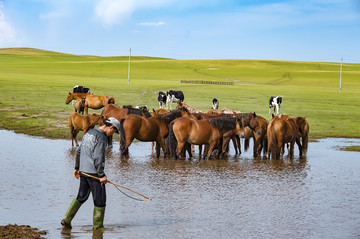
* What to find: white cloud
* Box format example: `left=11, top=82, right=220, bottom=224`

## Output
left=0, top=2, right=17, bottom=46
left=94, top=0, right=172, bottom=26
left=137, top=21, right=166, bottom=26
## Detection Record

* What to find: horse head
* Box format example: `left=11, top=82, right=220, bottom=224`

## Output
left=65, top=92, right=73, bottom=104
left=108, top=97, right=115, bottom=104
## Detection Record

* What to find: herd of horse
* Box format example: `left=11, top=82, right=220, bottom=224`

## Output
left=65, top=89, right=309, bottom=160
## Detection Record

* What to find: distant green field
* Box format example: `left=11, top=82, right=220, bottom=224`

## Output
left=0, top=47, right=359, bottom=140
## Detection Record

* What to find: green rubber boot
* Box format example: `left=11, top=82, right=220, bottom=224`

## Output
left=61, top=199, right=82, bottom=229
left=93, top=206, right=106, bottom=230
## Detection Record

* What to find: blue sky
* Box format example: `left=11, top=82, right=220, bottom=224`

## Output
left=0, top=0, right=359, bottom=62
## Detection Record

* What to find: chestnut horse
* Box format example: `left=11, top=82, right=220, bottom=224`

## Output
left=74, top=97, right=86, bottom=115
left=68, top=112, right=106, bottom=147
left=119, top=108, right=190, bottom=158
left=296, top=116, right=309, bottom=156
left=83, top=95, right=115, bottom=115
left=267, top=114, right=299, bottom=159
left=101, top=104, right=151, bottom=145
left=246, top=115, right=269, bottom=157
left=65, top=92, right=92, bottom=104
left=169, top=117, right=222, bottom=159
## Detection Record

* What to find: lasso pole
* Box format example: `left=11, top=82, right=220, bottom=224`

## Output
left=80, top=172, right=152, bottom=201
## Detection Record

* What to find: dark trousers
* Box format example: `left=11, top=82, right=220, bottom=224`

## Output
left=76, top=174, right=106, bottom=207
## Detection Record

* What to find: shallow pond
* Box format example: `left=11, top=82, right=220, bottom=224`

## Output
left=0, top=129, right=360, bottom=238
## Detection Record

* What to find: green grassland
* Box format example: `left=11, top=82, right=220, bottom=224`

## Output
left=0, top=47, right=359, bottom=140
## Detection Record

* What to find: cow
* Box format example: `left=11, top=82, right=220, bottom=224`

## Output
left=158, top=91, right=167, bottom=108
left=73, top=85, right=90, bottom=93
left=212, top=98, right=219, bottom=110
left=166, top=90, right=184, bottom=110
left=269, top=96, right=283, bottom=115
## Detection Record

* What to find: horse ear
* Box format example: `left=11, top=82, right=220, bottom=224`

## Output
left=152, top=108, right=155, bottom=113
left=253, top=112, right=257, bottom=117
left=304, top=116, right=306, bottom=120
left=272, top=114, right=275, bottom=119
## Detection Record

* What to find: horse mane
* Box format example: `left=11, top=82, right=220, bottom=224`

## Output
left=156, top=109, right=183, bottom=124
left=123, top=105, right=151, bottom=117
left=209, top=117, right=236, bottom=131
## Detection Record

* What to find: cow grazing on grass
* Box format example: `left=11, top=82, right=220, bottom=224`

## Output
left=166, top=90, right=184, bottom=110
left=73, top=85, right=90, bottom=93
left=212, top=98, right=219, bottom=110
left=269, top=96, right=282, bottom=115
left=158, top=91, right=167, bottom=108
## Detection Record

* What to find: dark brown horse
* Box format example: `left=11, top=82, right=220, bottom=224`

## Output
left=267, top=114, right=299, bottom=159
left=68, top=112, right=106, bottom=147
left=169, top=117, right=222, bottom=159
left=295, top=116, right=309, bottom=156
left=119, top=108, right=190, bottom=158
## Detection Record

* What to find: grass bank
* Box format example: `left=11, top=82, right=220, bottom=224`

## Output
left=0, top=47, right=359, bottom=140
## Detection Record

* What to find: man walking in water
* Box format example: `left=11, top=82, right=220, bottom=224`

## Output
left=61, top=117, right=120, bottom=230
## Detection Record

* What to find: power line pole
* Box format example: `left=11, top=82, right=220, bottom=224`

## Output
left=128, top=47, right=131, bottom=84
left=339, top=57, right=343, bottom=92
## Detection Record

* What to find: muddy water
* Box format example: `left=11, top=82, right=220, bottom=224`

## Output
left=1, top=129, right=360, bottom=238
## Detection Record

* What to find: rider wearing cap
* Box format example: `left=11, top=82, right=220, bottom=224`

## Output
left=61, top=117, right=120, bottom=230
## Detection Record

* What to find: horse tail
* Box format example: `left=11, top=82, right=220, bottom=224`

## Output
left=119, top=118, right=126, bottom=153
left=169, top=121, right=178, bottom=159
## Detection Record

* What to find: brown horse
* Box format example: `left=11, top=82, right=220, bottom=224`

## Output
left=169, top=117, right=222, bottom=159
left=267, top=114, right=299, bottom=159
left=152, top=108, right=169, bottom=116
left=295, top=116, right=309, bottom=156
left=65, top=92, right=92, bottom=104
left=250, top=115, right=269, bottom=157
left=83, top=95, right=115, bottom=114
left=101, top=104, right=152, bottom=145
left=74, top=97, right=86, bottom=115
left=119, top=108, right=190, bottom=158
left=68, top=112, right=106, bottom=147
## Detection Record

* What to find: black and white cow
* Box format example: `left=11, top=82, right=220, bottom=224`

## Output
left=73, top=85, right=90, bottom=93
left=166, top=90, right=185, bottom=110
left=158, top=91, right=167, bottom=108
left=212, top=98, right=219, bottom=110
left=269, top=96, right=283, bottom=115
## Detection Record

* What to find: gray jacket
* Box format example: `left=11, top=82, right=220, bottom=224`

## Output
left=75, top=128, right=108, bottom=177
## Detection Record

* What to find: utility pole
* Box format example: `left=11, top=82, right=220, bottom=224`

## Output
left=339, top=57, right=343, bottom=92
left=128, top=47, right=131, bottom=84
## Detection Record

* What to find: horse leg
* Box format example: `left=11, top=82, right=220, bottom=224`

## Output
left=290, top=141, right=295, bottom=159
left=296, top=137, right=302, bottom=156
left=69, top=125, right=74, bottom=147
left=108, top=135, right=113, bottom=146
left=176, top=141, right=186, bottom=159
left=74, top=130, right=79, bottom=147
left=84, top=105, right=89, bottom=115
left=155, top=142, right=161, bottom=158
left=206, top=142, right=217, bottom=160
left=199, top=145, right=203, bottom=156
